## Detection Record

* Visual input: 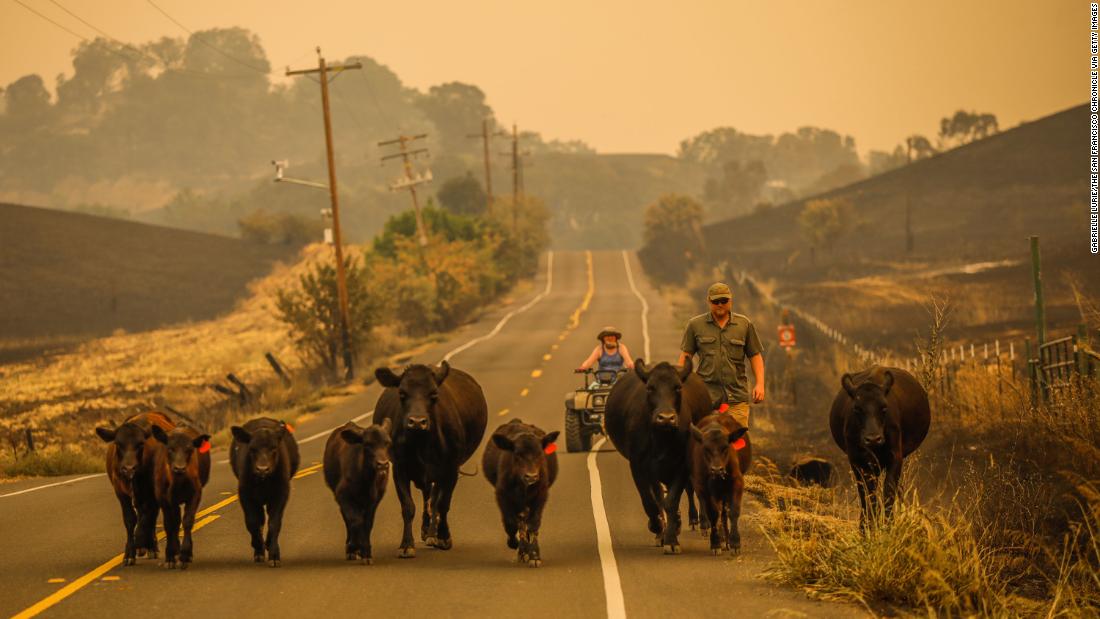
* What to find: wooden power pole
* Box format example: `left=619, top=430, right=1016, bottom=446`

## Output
left=467, top=118, right=506, bottom=216
left=286, top=48, right=361, bottom=381
left=379, top=134, right=432, bottom=261
left=905, top=137, right=914, bottom=253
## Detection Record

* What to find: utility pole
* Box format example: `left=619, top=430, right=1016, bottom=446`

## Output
left=467, top=118, right=506, bottom=216
left=379, top=134, right=432, bottom=262
left=286, top=48, right=361, bottom=381
left=498, top=123, right=531, bottom=235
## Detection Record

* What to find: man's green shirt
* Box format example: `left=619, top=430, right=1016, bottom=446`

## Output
left=680, top=311, right=763, bottom=405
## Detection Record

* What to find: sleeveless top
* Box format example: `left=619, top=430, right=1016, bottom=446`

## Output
left=598, top=347, right=624, bottom=372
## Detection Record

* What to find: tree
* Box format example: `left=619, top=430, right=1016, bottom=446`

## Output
left=436, top=172, right=487, bottom=216
left=798, top=197, right=855, bottom=262
left=938, top=110, right=999, bottom=148
left=275, top=253, right=381, bottom=378
left=238, top=209, right=323, bottom=246
left=638, top=194, right=706, bottom=283
left=868, top=145, right=907, bottom=175
left=415, top=82, right=493, bottom=155
left=907, top=135, right=938, bottom=160
left=703, top=160, right=767, bottom=218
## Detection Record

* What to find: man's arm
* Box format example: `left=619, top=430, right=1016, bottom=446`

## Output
left=750, top=353, right=765, bottom=403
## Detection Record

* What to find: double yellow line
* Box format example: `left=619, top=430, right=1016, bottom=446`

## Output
left=13, top=463, right=324, bottom=619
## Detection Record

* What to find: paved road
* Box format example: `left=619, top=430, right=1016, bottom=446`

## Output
left=0, top=251, right=862, bottom=618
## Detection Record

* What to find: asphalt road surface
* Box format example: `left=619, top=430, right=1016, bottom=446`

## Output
left=0, top=251, right=863, bottom=618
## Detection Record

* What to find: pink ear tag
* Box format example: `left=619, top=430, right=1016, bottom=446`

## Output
left=198, top=441, right=211, bottom=454
left=544, top=443, right=557, bottom=455
left=732, top=438, right=746, bottom=451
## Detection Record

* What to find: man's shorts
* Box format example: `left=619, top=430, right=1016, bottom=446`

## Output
left=724, top=402, right=750, bottom=428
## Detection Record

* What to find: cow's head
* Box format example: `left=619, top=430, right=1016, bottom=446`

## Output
left=340, top=418, right=393, bottom=474
left=231, top=422, right=289, bottom=479
left=152, top=426, right=209, bottom=476
left=634, top=358, right=693, bottom=430
left=96, top=421, right=150, bottom=480
left=690, top=422, right=747, bottom=479
left=375, top=361, right=450, bottom=434
left=492, top=430, right=560, bottom=487
left=841, top=371, right=895, bottom=450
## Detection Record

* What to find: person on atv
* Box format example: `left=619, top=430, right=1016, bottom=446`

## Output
left=577, top=326, right=634, bottom=385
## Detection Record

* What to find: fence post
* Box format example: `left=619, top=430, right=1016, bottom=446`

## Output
left=24, top=429, right=35, bottom=454
left=1077, top=324, right=1089, bottom=377
left=1025, top=338, right=1037, bottom=407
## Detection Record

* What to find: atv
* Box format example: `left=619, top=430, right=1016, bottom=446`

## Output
left=564, top=368, right=626, bottom=452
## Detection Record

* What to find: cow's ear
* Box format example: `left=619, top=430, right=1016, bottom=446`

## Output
left=433, top=360, right=450, bottom=385
left=95, top=426, right=117, bottom=443
left=230, top=426, right=251, bottom=444
left=678, top=358, right=693, bottom=380
left=192, top=434, right=211, bottom=449
left=728, top=427, right=748, bottom=444
left=151, top=425, right=169, bottom=444
left=375, top=367, right=402, bottom=388
left=491, top=434, right=515, bottom=451
left=634, top=359, right=649, bottom=382
left=881, top=371, right=894, bottom=396
left=541, top=431, right=560, bottom=449
left=690, top=424, right=704, bottom=442
left=378, top=417, right=392, bottom=434
left=841, top=373, right=857, bottom=398
left=340, top=428, right=364, bottom=444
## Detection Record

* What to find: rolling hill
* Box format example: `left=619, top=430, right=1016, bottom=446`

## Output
left=0, top=203, right=295, bottom=354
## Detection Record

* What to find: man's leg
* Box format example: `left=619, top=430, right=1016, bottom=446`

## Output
left=727, top=402, right=750, bottom=428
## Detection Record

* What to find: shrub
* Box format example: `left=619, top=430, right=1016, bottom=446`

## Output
left=239, top=209, right=323, bottom=246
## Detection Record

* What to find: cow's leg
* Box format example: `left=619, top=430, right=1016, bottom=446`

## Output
left=685, top=486, right=700, bottom=530
left=882, top=457, right=903, bottom=520
left=135, top=491, right=160, bottom=558
left=496, top=491, right=520, bottom=551
left=700, top=491, right=721, bottom=555
left=661, top=475, right=687, bottom=554
left=264, top=487, right=290, bottom=567
left=162, top=503, right=181, bottom=569
left=116, top=493, right=139, bottom=566
left=426, top=481, right=442, bottom=542
left=628, top=460, right=663, bottom=542
left=338, top=498, right=364, bottom=561
left=525, top=498, right=548, bottom=568
left=393, top=471, right=417, bottom=558
left=179, top=495, right=199, bottom=569
left=430, top=469, right=459, bottom=550
left=420, top=482, right=433, bottom=541
left=360, top=499, right=379, bottom=565
left=728, top=476, right=745, bottom=553
left=240, top=495, right=266, bottom=562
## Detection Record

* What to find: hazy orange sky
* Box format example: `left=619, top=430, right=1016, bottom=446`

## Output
left=0, top=0, right=1083, bottom=155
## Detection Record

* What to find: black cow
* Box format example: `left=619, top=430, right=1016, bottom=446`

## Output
left=96, top=411, right=175, bottom=565
left=230, top=418, right=300, bottom=566
left=604, top=358, right=712, bottom=553
left=374, top=360, right=487, bottom=557
left=829, top=366, right=931, bottom=528
left=151, top=425, right=211, bottom=569
left=323, top=418, right=393, bottom=565
left=482, top=419, right=560, bottom=567
left=689, top=413, right=750, bottom=555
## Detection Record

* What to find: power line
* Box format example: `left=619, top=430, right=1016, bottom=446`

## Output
left=145, top=0, right=272, bottom=74
left=11, top=0, right=88, bottom=41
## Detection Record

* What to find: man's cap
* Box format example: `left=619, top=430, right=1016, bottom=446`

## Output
left=707, top=282, right=732, bottom=301
left=597, top=326, right=622, bottom=341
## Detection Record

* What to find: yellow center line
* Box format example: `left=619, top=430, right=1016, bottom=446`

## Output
left=531, top=369, right=542, bottom=378
left=13, top=513, right=220, bottom=619
left=13, top=464, right=328, bottom=618
left=520, top=388, right=529, bottom=397
left=543, top=353, right=552, bottom=361
left=497, top=408, right=510, bottom=417
left=46, top=579, right=64, bottom=584
left=100, top=576, right=119, bottom=582
left=566, top=251, right=594, bottom=330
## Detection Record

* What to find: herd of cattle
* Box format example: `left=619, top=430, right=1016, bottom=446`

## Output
left=94, top=358, right=931, bottom=569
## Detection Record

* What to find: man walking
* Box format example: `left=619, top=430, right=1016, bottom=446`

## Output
left=677, top=282, right=765, bottom=427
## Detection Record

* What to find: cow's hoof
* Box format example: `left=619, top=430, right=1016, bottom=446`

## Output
left=269, top=559, right=281, bottom=568
left=149, top=550, right=159, bottom=559
left=433, top=537, right=453, bottom=550
left=164, top=560, right=177, bottom=569
left=346, top=552, right=358, bottom=561
left=123, top=556, right=136, bottom=566
left=253, top=553, right=264, bottom=563
left=653, top=535, right=663, bottom=547
left=663, top=544, right=681, bottom=555
left=398, top=547, right=416, bottom=559
left=361, top=557, right=373, bottom=566
left=507, top=536, right=518, bottom=549
left=136, top=549, right=147, bottom=558
left=711, top=547, right=722, bottom=556
left=528, top=559, right=542, bottom=568
left=179, top=560, right=190, bottom=570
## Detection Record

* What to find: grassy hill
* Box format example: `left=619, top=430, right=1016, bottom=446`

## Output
left=702, top=103, right=1087, bottom=276
left=0, top=203, right=294, bottom=354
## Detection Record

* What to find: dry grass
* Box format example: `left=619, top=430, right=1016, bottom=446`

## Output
left=0, top=244, right=342, bottom=456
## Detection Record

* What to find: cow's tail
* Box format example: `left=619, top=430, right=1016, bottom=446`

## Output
left=458, top=464, right=479, bottom=477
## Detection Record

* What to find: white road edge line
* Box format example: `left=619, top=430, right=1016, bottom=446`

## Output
left=0, top=473, right=106, bottom=499
left=621, top=250, right=650, bottom=361
left=442, top=250, right=554, bottom=363
left=4, top=252, right=556, bottom=497
left=588, top=436, right=627, bottom=619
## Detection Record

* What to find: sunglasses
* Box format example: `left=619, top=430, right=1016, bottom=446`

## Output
left=710, top=298, right=730, bottom=305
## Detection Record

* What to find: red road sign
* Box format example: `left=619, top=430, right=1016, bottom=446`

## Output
left=778, top=324, right=796, bottom=348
